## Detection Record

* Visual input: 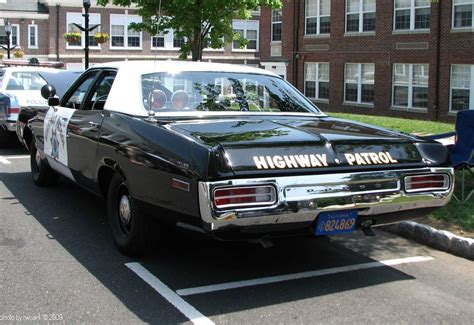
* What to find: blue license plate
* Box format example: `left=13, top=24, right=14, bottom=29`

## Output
left=315, top=210, right=358, bottom=236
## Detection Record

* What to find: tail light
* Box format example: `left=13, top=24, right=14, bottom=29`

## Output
left=7, top=106, right=19, bottom=116
left=213, top=185, right=277, bottom=209
left=404, top=174, right=450, bottom=193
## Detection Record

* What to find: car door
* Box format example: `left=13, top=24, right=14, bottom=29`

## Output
left=67, top=69, right=117, bottom=191
left=43, top=69, right=116, bottom=191
left=43, top=70, right=99, bottom=181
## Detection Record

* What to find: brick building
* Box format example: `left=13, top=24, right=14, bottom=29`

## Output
left=260, top=0, right=474, bottom=122
left=0, top=0, right=262, bottom=70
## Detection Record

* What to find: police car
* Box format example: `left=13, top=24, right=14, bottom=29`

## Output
left=0, top=67, right=78, bottom=147
left=17, top=61, right=454, bottom=255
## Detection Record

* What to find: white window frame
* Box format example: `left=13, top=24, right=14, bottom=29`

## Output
left=172, top=30, right=186, bottom=50
left=0, top=24, right=20, bottom=47
left=305, top=0, right=331, bottom=35
left=304, top=62, right=330, bottom=100
left=344, top=63, right=375, bottom=104
left=151, top=31, right=165, bottom=49
left=450, top=64, right=474, bottom=112
left=232, top=20, right=259, bottom=51
left=452, top=0, right=474, bottom=29
left=271, top=9, right=282, bottom=42
left=345, top=0, right=376, bottom=33
left=28, top=23, right=38, bottom=49
left=66, top=12, right=101, bottom=49
left=392, top=63, right=429, bottom=109
left=110, top=13, right=142, bottom=50
left=393, top=0, right=431, bottom=31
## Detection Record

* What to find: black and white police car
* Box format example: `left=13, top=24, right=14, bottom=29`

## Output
left=17, top=61, right=454, bottom=255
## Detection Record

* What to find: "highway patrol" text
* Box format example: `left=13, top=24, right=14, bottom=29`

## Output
left=253, top=152, right=398, bottom=169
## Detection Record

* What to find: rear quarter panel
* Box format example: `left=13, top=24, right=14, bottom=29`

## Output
left=97, top=113, right=212, bottom=218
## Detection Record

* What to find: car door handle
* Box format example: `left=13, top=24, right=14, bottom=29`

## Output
left=89, top=121, right=100, bottom=128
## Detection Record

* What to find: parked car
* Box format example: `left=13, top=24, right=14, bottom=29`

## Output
left=17, top=61, right=454, bottom=255
left=0, top=67, right=79, bottom=147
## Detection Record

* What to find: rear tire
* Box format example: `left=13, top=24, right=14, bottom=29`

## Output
left=30, top=140, right=59, bottom=186
left=107, top=173, right=148, bottom=256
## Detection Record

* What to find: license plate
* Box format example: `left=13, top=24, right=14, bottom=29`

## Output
left=315, top=210, right=358, bottom=236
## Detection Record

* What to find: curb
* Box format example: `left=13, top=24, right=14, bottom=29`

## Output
left=381, top=221, right=474, bottom=261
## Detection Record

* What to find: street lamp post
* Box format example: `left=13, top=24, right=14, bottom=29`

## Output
left=2, top=20, right=17, bottom=59
left=72, top=0, right=100, bottom=69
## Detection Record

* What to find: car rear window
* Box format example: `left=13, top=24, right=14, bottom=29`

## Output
left=6, top=71, right=47, bottom=91
left=141, top=71, right=320, bottom=114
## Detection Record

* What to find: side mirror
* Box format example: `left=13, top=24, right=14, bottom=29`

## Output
left=48, top=97, right=60, bottom=107
left=41, top=84, right=56, bottom=100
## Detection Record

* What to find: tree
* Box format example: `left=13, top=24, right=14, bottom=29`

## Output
left=97, top=0, right=282, bottom=61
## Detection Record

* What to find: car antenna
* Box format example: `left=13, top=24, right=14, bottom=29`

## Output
left=145, top=0, right=161, bottom=123
left=146, top=0, right=163, bottom=123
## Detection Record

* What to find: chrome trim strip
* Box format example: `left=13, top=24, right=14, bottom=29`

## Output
left=404, top=173, right=450, bottom=193
left=213, top=185, right=277, bottom=209
left=198, top=167, right=454, bottom=231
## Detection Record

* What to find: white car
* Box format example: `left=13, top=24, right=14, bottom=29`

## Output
left=0, top=67, right=79, bottom=147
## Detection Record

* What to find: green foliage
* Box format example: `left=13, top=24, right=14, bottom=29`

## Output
left=97, top=0, right=282, bottom=60
left=331, top=113, right=454, bottom=135
left=433, top=168, right=474, bottom=231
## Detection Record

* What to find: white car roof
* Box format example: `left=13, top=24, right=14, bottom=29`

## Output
left=1, top=67, right=65, bottom=73
left=93, top=60, right=279, bottom=77
left=102, top=60, right=283, bottom=117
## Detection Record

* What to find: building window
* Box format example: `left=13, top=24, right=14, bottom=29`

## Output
left=232, top=20, right=259, bottom=51
left=345, top=63, right=375, bottom=104
left=305, top=0, right=331, bottom=35
left=151, top=32, right=165, bottom=48
left=394, top=0, right=431, bottom=31
left=453, top=0, right=474, bottom=28
left=392, top=63, right=429, bottom=109
left=305, top=62, right=330, bottom=100
left=271, top=9, right=282, bottom=41
left=346, top=0, right=376, bottom=33
left=0, top=24, right=19, bottom=47
left=28, top=24, right=38, bottom=48
left=110, top=14, right=142, bottom=48
left=451, top=65, right=474, bottom=111
left=173, top=31, right=185, bottom=48
left=67, top=12, right=100, bottom=48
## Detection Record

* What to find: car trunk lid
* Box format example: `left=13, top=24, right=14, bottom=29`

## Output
left=168, top=116, right=425, bottom=177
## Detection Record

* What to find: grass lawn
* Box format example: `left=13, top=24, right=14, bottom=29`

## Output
left=433, top=168, right=474, bottom=233
left=330, top=112, right=454, bottom=135
left=329, top=112, right=473, bottom=234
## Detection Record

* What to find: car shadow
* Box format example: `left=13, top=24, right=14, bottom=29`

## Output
left=0, top=136, right=23, bottom=150
left=0, top=147, right=27, bottom=156
left=0, top=170, right=422, bottom=322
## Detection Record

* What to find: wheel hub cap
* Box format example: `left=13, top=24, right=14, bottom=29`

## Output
left=35, top=150, right=41, bottom=167
left=119, top=195, right=131, bottom=225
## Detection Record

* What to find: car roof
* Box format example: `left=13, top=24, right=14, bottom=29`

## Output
left=92, top=60, right=279, bottom=78
left=0, top=67, right=66, bottom=73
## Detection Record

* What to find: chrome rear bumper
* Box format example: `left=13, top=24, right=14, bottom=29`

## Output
left=198, top=167, right=454, bottom=231
left=1, top=120, right=16, bottom=132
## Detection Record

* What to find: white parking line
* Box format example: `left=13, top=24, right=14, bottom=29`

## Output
left=7, top=155, right=30, bottom=159
left=176, top=256, right=434, bottom=297
left=125, top=263, right=214, bottom=325
left=0, top=156, right=11, bottom=165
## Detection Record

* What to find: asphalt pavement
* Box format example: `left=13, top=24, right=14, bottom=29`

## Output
left=1, top=145, right=473, bottom=324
